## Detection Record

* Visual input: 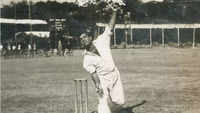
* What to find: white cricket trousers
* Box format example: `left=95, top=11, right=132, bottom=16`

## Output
left=98, top=68, right=125, bottom=113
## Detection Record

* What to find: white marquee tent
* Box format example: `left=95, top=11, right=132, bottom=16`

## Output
left=0, top=18, right=47, bottom=24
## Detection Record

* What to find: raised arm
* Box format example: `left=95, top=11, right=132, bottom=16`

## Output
left=93, top=10, right=117, bottom=40
left=108, top=10, right=117, bottom=30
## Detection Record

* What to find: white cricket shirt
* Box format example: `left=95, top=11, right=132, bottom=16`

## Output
left=83, top=26, right=115, bottom=75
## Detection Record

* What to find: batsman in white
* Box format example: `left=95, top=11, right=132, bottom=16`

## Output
left=80, top=0, right=165, bottom=112
left=81, top=1, right=125, bottom=113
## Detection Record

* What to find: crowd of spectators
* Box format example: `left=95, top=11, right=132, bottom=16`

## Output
left=0, top=38, right=74, bottom=59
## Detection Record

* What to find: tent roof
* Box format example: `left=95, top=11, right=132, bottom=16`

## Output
left=0, top=18, right=47, bottom=24
left=16, top=31, right=50, bottom=38
left=96, top=23, right=200, bottom=29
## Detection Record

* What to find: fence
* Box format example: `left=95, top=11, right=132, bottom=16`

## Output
left=96, top=23, right=200, bottom=48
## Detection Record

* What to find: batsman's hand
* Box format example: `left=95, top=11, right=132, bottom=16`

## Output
left=96, top=84, right=104, bottom=97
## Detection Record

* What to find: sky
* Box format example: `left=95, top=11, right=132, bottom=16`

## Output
left=1, top=0, right=199, bottom=8
left=1, top=0, right=125, bottom=8
left=0, top=0, right=76, bottom=8
left=0, top=0, right=163, bottom=8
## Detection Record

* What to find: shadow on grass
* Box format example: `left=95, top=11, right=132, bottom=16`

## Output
left=119, top=100, right=146, bottom=113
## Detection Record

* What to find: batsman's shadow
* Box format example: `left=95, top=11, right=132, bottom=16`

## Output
left=119, top=100, right=146, bottom=113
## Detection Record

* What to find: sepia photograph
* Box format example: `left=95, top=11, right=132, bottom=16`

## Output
left=1, top=0, right=200, bottom=113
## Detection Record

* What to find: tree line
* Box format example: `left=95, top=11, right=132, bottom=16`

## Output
left=1, top=0, right=200, bottom=46
left=1, top=0, right=200, bottom=24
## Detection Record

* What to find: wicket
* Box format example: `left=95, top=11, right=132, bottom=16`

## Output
left=74, top=79, right=88, bottom=113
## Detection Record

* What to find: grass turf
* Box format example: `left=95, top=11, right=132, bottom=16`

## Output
left=1, top=48, right=200, bottom=113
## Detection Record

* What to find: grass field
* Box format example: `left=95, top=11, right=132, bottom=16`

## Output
left=1, top=48, right=200, bottom=113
